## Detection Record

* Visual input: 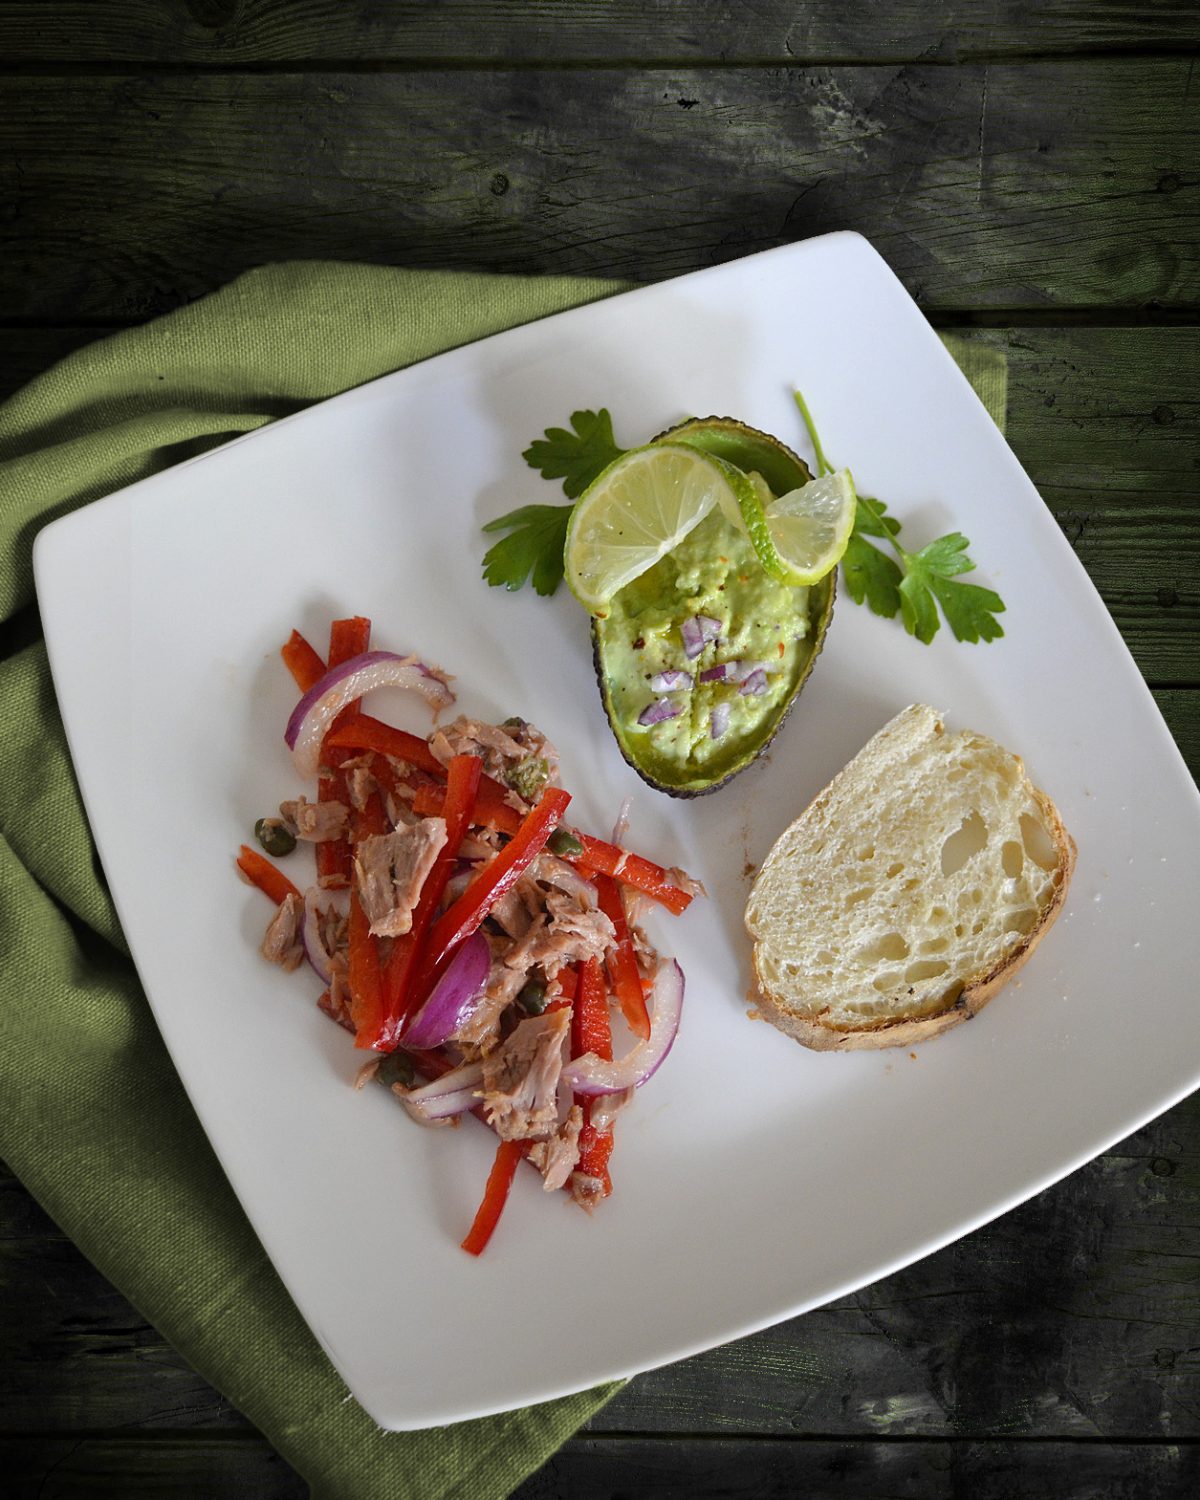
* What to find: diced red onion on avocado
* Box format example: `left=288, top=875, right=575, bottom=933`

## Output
left=680, top=615, right=720, bottom=659
left=402, top=931, right=491, bottom=1051
left=699, top=659, right=771, bottom=685
left=285, top=651, right=455, bottom=777
left=739, top=669, right=769, bottom=697
left=638, top=698, right=682, bottom=727
left=648, top=669, right=694, bottom=692
left=710, top=702, right=731, bottom=739
left=561, top=959, right=684, bottom=1095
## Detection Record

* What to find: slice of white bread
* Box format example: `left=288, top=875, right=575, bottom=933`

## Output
left=744, top=704, right=1076, bottom=1050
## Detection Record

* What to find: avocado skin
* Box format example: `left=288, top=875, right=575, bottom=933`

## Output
left=591, top=417, right=838, bottom=799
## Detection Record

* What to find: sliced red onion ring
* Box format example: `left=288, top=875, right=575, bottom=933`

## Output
left=301, top=886, right=349, bottom=986
left=610, top=793, right=632, bottom=846
left=739, top=669, right=769, bottom=696
left=561, top=959, right=684, bottom=1096
left=680, top=615, right=720, bottom=659
left=402, top=931, right=491, bottom=1051
left=530, top=853, right=598, bottom=908
left=398, top=1058, right=485, bottom=1122
left=648, top=669, right=694, bottom=692
left=638, top=697, right=681, bottom=727
left=710, top=702, right=731, bottom=739
left=286, top=651, right=455, bottom=777
left=590, top=1085, right=636, bottom=1133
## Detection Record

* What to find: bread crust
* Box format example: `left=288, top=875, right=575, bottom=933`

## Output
left=746, top=725, right=1077, bottom=1051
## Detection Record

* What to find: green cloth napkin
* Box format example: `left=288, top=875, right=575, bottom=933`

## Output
left=0, top=262, right=1007, bottom=1500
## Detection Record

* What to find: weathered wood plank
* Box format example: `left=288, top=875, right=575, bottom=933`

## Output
left=1154, top=689, right=1200, bottom=771
left=0, top=1435, right=305, bottom=1498
left=989, top=325, right=1200, bottom=684
left=4, top=1087, right=1199, bottom=1438
left=516, top=1437, right=1200, bottom=1498
left=1, top=1433, right=1196, bottom=1498
left=1, top=63, right=1196, bottom=322
left=1, top=0, right=1197, bottom=64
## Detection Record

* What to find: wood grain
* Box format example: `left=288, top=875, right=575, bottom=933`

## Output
left=518, top=1437, right=1200, bottom=1497
left=1, top=63, right=1196, bottom=323
left=2, top=1433, right=1198, bottom=1498
left=0, top=0, right=1196, bottom=64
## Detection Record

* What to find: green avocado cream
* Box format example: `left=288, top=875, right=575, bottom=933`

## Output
left=598, top=507, right=811, bottom=785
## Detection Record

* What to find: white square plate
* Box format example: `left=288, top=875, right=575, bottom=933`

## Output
left=35, top=233, right=1200, bottom=1430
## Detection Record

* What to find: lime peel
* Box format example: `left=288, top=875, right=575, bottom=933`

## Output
left=564, top=443, right=762, bottom=613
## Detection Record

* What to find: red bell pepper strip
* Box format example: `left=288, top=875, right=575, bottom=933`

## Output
left=461, top=1138, right=525, bottom=1256
left=280, top=629, right=326, bottom=693
left=418, top=777, right=695, bottom=915
left=353, top=788, right=390, bottom=842
left=327, top=616, right=372, bottom=681
left=317, top=616, right=372, bottom=888
left=573, top=955, right=613, bottom=1062
left=366, top=753, right=482, bottom=1049
left=411, top=777, right=522, bottom=835
left=595, top=874, right=651, bottom=1040
left=416, top=785, right=571, bottom=989
left=236, top=845, right=301, bottom=907
left=570, top=834, right=695, bottom=916
left=347, top=884, right=386, bottom=1041
left=324, top=715, right=446, bottom=778
left=572, top=957, right=615, bottom=1199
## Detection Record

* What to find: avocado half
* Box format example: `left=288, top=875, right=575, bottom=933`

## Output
left=591, top=417, right=837, bottom=798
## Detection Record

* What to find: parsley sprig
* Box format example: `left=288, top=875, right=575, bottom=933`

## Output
left=480, top=409, right=622, bottom=596
left=482, top=395, right=1006, bottom=646
left=522, top=408, right=623, bottom=498
left=793, top=391, right=1005, bottom=644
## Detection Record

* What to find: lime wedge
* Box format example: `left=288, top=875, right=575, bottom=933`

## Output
left=711, top=465, right=855, bottom=587
left=760, top=468, right=857, bottom=586
left=564, top=443, right=761, bottom=613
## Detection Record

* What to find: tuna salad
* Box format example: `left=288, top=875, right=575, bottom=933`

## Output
left=236, top=614, right=698, bottom=1254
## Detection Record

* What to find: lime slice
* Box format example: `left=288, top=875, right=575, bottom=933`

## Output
left=695, top=461, right=855, bottom=587
left=565, top=443, right=761, bottom=613
left=760, top=468, right=857, bottom=586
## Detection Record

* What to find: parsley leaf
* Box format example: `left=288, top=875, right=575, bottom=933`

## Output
left=898, top=534, right=1006, bottom=644
left=853, top=493, right=902, bottom=540
left=842, top=533, right=903, bottom=617
left=482, top=409, right=629, bottom=597
left=523, top=408, right=624, bottom=499
left=793, top=388, right=1006, bottom=645
left=481, top=504, right=573, bottom=596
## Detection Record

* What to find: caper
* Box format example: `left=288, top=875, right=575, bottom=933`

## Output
left=504, top=755, right=550, bottom=803
left=517, top=980, right=548, bottom=1015
left=376, top=1051, right=417, bottom=1090
left=255, top=817, right=296, bottom=857
left=502, top=715, right=526, bottom=729
left=547, top=827, right=585, bottom=858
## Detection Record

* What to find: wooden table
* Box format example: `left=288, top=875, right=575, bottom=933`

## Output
left=2, top=5, right=1197, bottom=1495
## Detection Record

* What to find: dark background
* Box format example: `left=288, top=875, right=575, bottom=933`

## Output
left=2, top=3, right=1198, bottom=1495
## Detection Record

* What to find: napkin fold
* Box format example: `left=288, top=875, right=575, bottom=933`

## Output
left=0, top=261, right=1007, bottom=1500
